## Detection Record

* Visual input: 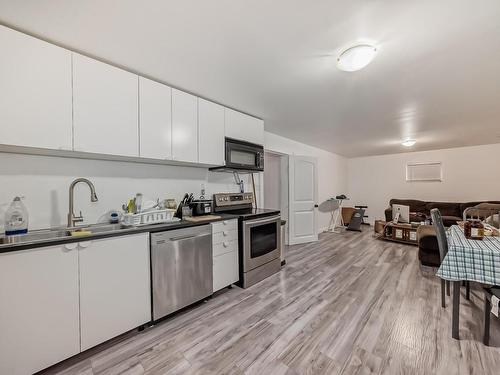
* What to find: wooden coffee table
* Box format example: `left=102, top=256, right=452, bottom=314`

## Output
left=378, top=222, right=420, bottom=246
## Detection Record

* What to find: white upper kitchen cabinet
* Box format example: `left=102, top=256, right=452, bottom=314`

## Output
left=224, top=108, right=264, bottom=145
left=73, top=53, right=139, bottom=157
left=0, top=244, right=80, bottom=375
left=171, top=88, right=198, bottom=163
left=0, top=25, right=72, bottom=150
left=139, top=77, right=172, bottom=159
left=198, top=98, right=225, bottom=165
left=78, top=234, right=151, bottom=351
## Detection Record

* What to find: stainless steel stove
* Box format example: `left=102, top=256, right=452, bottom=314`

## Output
left=213, top=192, right=281, bottom=288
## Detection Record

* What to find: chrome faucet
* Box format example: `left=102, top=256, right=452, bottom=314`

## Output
left=68, top=178, right=99, bottom=227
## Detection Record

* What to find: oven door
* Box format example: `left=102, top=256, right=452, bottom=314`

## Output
left=242, top=215, right=281, bottom=272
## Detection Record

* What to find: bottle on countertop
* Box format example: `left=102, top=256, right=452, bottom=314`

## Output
left=4, top=196, right=29, bottom=236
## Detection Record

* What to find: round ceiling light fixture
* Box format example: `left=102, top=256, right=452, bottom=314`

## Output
left=401, top=138, right=416, bottom=147
left=337, top=44, right=377, bottom=72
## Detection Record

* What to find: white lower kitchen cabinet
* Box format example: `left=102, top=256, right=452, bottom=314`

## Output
left=212, top=220, right=239, bottom=292
left=79, top=234, right=151, bottom=351
left=0, top=244, right=80, bottom=375
left=213, top=251, right=239, bottom=292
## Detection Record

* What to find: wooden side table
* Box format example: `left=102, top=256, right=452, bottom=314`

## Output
left=379, top=222, right=419, bottom=245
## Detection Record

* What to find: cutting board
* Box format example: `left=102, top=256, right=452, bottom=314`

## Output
left=184, top=215, right=222, bottom=222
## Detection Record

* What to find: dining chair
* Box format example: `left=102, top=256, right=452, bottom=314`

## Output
left=483, top=286, right=500, bottom=345
left=431, top=208, right=470, bottom=307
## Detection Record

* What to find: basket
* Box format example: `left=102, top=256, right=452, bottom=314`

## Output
left=122, top=209, right=177, bottom=226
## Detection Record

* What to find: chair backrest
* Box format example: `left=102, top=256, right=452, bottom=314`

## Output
left=431, top=208, right=448, bottom=262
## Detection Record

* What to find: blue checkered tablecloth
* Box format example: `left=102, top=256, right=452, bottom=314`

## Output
left=437, top=225, right=500, bottom=284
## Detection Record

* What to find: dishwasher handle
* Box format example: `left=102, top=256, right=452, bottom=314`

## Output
left=169, top=232, right=211, bottom=242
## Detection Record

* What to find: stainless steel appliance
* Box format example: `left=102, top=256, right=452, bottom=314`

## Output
left=210, top=138, right=264, bottom=172
left=213, top=192, right=281, bottom=288
left=151, top=225, right=213, bottom=320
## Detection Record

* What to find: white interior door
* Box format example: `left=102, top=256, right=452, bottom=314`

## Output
left=289, top=155, right=318, bottom=245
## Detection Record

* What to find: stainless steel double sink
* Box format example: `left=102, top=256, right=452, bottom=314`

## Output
left=0, top=223, right=128, bottom=246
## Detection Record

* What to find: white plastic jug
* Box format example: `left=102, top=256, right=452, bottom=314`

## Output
left=4, top=196, right=29, bottom=236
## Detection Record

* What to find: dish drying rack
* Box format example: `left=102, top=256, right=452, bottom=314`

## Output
left=122, top=209, right=178, bottom=226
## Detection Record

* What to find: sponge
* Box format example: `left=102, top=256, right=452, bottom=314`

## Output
left=69, top=230, right=92, bottom=237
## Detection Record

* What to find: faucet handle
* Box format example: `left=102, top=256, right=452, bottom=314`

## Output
left=74, top=211, right=84, bottom=223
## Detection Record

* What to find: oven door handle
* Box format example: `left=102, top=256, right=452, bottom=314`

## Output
left=245, top=215, right=281, bottom=226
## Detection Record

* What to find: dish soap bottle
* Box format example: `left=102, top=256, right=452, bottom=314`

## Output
left=4, top=196, right=29, bottom=236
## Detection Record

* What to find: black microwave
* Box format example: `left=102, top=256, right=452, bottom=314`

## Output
left=218, top=137, right=264, bottom=172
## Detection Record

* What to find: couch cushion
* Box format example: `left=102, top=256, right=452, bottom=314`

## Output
left=425, top=202, right=461, bottom=218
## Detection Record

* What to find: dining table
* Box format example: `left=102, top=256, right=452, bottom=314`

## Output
left=437, top=224, right=500, bottom=339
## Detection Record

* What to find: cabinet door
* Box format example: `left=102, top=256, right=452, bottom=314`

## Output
left=0, top=244, right=80, bottom=375
left=224, top=108, right=264, bottom=145
left=172, top=88, right=198, bottom=162
left=213, top=251, right=239, bottom=292
left=79, top=234, right=151, bottom=351
left=139, top=77, right=172, bottom=159
left=73, top=53, right=139, bottom=157
left=198, top=98, right=225, bottom=165
left=0, top=25, right=72, bottom=150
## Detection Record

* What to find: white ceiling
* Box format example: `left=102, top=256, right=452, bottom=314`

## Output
left=1, top=0, right=499, bottom=157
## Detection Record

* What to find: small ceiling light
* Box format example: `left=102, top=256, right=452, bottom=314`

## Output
left=337, top=44, right=377, bottom=72
left=402, top=139, right=416, bottom=147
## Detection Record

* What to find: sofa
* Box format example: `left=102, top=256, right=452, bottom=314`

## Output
left=384, top=199, right=500, bottom=267
left=385, top=199, right=500, bottom=227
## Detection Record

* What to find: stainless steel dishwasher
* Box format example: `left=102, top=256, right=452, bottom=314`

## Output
left=151, top=224, right=213, bottom=321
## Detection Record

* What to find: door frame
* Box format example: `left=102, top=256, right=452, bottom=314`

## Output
left=262, top=150, right=290, bottom=244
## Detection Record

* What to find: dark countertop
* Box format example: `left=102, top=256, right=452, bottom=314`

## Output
left=0, top=214, right=238, bottom=254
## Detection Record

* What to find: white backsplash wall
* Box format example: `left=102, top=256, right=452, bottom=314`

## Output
left=0, top=152, right=258, bottom=231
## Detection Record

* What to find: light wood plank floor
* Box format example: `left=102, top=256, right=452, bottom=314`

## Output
left=44, top=229, right=500, bottom=375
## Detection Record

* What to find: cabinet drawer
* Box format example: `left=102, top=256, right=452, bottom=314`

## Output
left=212, top=219, right=237, bottom=234
left=213, top=251, right=239, bottom=292
left=213, top=229, right=238, bottom=244
left=213, top=240, right=238, bottom=257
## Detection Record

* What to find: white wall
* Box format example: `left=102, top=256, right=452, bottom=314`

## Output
left=347, top=143, right=500, bottom=224
left=0, top=152, right=253, bottom=231
left=264, top=132, right=348, bottom=232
